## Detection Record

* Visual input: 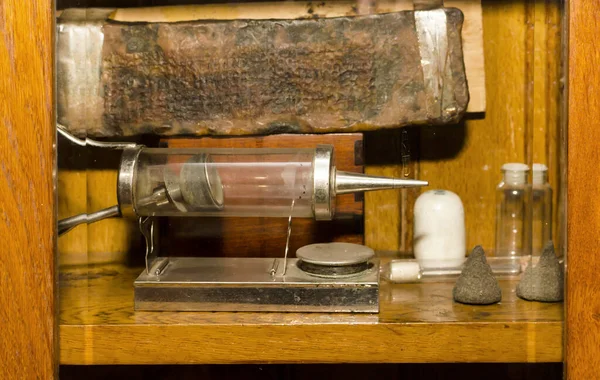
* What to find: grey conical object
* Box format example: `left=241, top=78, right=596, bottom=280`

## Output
left=516, top=242, right=564, bottom=302
left=453, top=246, right=502, bottom=305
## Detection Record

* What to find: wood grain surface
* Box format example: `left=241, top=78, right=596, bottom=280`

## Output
left=535, top=0, right=562, bottom=254
left=59, top=260, right=562, bottom=365
left=0, top=0, right=56, bottom=378
left=567, top=1, right=600, bottom=378
left=364, top=128, right=420, bottom=252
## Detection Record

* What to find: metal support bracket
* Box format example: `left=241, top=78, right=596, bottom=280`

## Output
left=139, top=216, right=168, bottom=276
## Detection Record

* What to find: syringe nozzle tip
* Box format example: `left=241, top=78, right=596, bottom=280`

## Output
left=335, top=171, right=429, bottom=195
left=392, top=179, right=428, bottom=188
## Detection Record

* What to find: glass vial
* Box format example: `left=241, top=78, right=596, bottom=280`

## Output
left=494, top=163, right=532, bottom=274
left=532, top=163, right=553, bottom=257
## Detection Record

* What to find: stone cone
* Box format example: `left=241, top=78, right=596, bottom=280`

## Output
left=516, top=241, right=564, bottom=302
left=453, top=246, right=502, bottom=305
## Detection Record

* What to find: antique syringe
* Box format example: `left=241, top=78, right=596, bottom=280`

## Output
left=58, top=128, right=428, bottom=234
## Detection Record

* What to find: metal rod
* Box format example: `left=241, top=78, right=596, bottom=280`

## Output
left=58, top=205, right=120, bottom=236
left=57, top=123, right=138, bottom=149
left=282, top=199, right=295, bottom=276
left=269, top=259, right=279, bottom=277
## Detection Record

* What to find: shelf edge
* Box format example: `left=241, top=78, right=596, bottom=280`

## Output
left=60, top=321, right=563, bottom=365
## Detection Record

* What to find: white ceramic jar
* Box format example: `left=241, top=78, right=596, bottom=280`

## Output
left=413, top=189, right=465, bottom=268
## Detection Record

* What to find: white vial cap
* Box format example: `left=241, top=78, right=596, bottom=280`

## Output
left=533, top=163, right=548, bottom=186
left=502, top=163, right=529, bottom=184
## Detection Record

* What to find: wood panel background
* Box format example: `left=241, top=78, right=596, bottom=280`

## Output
left=567, top=1, right=600, bottom=378
left=0, top=0, right=57, bottom=379
left=57, top=1, right=564, bottom=265
left=365, top=0, right=562, bottom=255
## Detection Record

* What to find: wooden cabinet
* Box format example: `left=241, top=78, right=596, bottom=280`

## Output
left=1, top=0, right=598, bottom=378
left=566, top=2, right=600, bottom=378
left=0, top=1, right=57, bottom=379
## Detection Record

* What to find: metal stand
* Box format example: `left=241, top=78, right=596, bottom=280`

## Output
left=139, top=216, right=164, bottom=275
left=134, top=257, right=379, bottom=313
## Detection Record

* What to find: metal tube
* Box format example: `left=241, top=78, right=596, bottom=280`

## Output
left=57, top=123, right=138, bottom=150
left=57, top=205, right=120, bottom=236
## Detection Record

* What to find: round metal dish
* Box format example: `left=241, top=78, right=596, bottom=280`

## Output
left=296, top=242, right=375, bottom=266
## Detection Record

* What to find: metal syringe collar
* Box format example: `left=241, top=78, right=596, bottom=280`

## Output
left=313, top=145, right=335, bottom=221
left=117, top=146, right=144, bottom=218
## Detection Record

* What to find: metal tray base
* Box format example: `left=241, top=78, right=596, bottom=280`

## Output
left=134, top=257, right=379, bottom=313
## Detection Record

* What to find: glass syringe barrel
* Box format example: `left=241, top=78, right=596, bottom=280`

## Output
left=130, top=147, right=315, bottom=218
left=118, top=145, right=428, bottom=220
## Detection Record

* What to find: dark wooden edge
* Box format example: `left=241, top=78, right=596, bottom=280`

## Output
left=567, top=1, right=600, bottom=378
left=0, top=0, right=57, bottom=378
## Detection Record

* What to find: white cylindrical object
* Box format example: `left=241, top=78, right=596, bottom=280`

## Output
left=385, top=261, right=422, bottom=283
left=413, top=190, right=466, bottom=268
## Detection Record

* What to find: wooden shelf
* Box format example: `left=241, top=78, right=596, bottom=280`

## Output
left=60, top=263, right=563, bottom=365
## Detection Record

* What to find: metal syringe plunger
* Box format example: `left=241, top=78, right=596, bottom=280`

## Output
left=118, top=145, right=428, bottom=221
